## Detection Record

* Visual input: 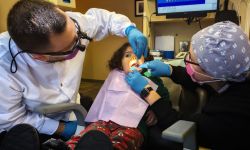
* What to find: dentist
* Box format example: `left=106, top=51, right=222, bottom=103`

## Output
left=0, top=0, right=147, bottom=149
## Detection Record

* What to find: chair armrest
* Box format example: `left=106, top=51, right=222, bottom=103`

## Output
left=34, top=103, right=87, bottom=126
left=162, top=120, right=197, bottom=150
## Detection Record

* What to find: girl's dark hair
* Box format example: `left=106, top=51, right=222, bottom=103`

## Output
left=7, top=0, right=67, bottom=52
left=108, top=42, right=153, bottom=71
left=108, top=43, right=130, bottom=71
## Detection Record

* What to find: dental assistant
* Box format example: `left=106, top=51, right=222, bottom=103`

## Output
left=126, top=21, right=250, bottom=149
left=0, top=0, right=147, bottom=146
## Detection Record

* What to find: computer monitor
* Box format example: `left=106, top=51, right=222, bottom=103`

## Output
left=156, top=0, right=220, bottom=18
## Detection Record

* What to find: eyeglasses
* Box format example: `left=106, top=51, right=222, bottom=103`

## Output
left=27, top=18, right=92, bottom=57
left=184, top=52, right=200, bottom=66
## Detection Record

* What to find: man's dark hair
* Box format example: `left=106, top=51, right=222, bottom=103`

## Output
left=7, top=0, right=67, bottom=52
left=108, top=42, right=153, bottom=71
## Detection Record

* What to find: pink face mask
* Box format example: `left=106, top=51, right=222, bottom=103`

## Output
left=186, top=63, right=221, bottom=84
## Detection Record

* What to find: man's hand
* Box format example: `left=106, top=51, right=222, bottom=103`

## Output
left=125, top=26, right=148, bottom=58
left=125, top=70, right=148, bottom=94
left=140, top=60, right=172, bottom=77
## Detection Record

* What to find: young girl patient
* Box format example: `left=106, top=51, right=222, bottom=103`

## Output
left=66, top=43, right=170, bottom=150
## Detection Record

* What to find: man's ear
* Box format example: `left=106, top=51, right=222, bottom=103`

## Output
left=31, top=54, right=49, bottom=61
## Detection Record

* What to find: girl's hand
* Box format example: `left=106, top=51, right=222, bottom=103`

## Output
left=145, top=110, right=158, bottom=126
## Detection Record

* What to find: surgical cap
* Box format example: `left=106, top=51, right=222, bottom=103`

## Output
left=191, top=21, right=250, bottom=82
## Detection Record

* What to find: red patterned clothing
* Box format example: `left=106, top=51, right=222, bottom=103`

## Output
left=67, top=120, right=144, bottom=150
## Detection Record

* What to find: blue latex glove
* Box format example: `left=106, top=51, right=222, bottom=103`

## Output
left=125, top=26, right=148, bottom=58
left=125, top=70, right=148, bottom=94
left=140, top=60, right=171, bottom=77
left=61, top=121, right=77, bottom=140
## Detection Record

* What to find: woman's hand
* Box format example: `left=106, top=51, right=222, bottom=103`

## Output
left=139, top=60, right=172, bottom=77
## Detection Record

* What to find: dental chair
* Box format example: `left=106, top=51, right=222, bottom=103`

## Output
left=162, top=120, right=197, bottom=150
left=146, top=85, right=208, bottom=150
left=178, top=86, right=208, bottom=115
left=161, top=86, right=208, bottom=150
left=34, top=103, right=88, bottom=126
left=33, top=102, right=88, bottom=148
left=34, top=93, right=93, bottom=127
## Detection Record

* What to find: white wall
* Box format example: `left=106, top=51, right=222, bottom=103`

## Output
left=229, top=0, right=250, bottom=38
left=246, top=1, right=250, bottom=39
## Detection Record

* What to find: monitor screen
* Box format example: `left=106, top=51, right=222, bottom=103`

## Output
left=156, top=0, right=219, bottom=16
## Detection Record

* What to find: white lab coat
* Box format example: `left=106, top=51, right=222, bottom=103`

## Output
left=0, top=8, right=134, bottom=135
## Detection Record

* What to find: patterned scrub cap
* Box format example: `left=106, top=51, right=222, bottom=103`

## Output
left=191, top=21, right=250, bottom=82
